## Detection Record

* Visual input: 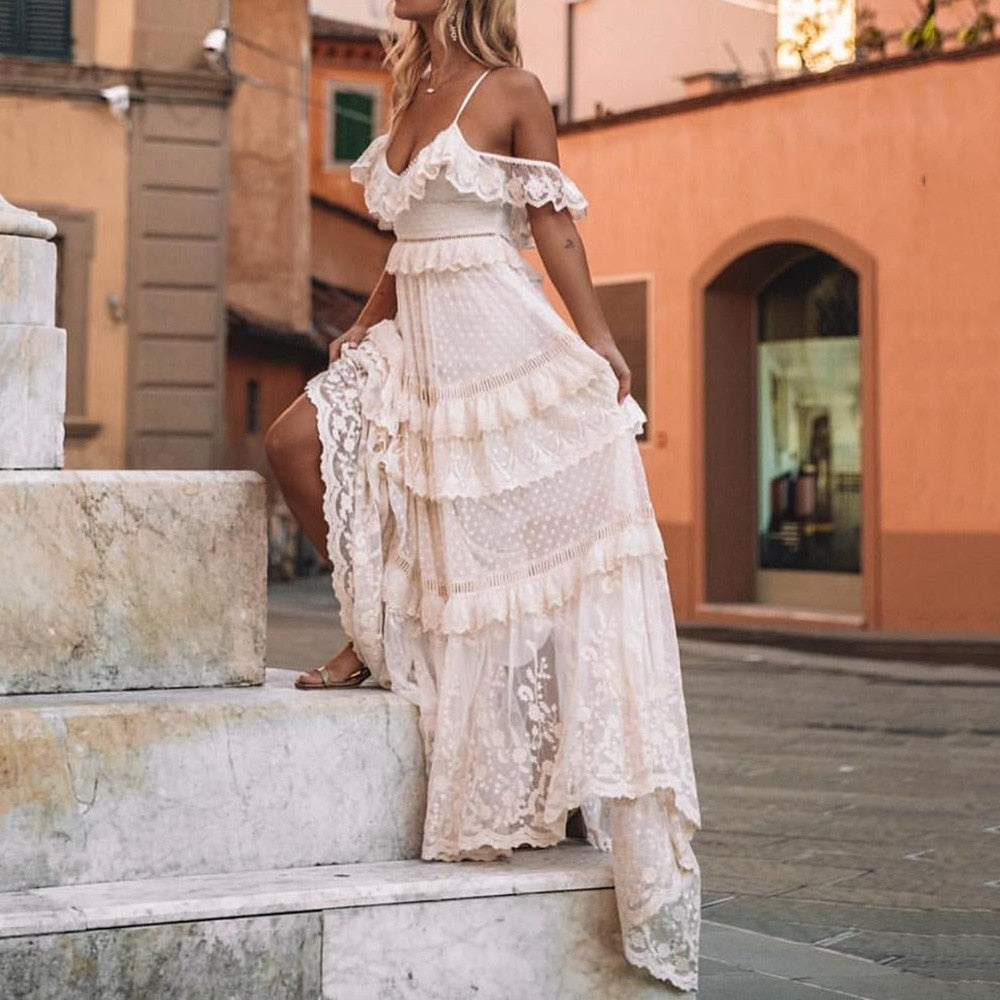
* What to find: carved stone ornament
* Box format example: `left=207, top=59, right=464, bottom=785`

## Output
left=0, top=191, right=57, bottom=240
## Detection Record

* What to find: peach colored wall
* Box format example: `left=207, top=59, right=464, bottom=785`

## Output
left=0, top=96, right=130, bottom=470
left=227, top=0, right=312, bottom=332
left=554, top=48, right=1000, bottom=632
left=92, top=0, right=135, bottom=67
left=310, top=61, right=392, bottom=219
left=517, top=0, right=776, bottom=117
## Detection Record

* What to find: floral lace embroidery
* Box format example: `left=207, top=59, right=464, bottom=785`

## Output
left=308, top=130, right=701, bottom=991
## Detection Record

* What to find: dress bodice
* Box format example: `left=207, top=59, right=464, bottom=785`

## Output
left=390, top=171, right=511, bottom=242
left=349, top=63, right=589, bottom=264
left=351, top=122, right=588, bottom=248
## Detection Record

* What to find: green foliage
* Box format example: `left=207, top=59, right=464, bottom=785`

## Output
left=958, top=1, right=997, bottom=46
left=902, top=1, right=943, bottom=50
left=853, top=5, right=887, bottom=60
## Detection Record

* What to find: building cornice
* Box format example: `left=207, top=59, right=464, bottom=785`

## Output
left=559, top=38, right=1000, bottom=138
left=0, top=58, right=233, bottom=105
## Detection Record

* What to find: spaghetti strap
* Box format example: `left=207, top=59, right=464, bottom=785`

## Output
left=452, top=67, right=493, bottom=125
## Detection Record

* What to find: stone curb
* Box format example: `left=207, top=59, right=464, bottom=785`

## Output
left=678, top=623, right=1000, bottom=668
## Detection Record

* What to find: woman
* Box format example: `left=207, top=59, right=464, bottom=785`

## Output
left=265, top=0, right=701, bottom=990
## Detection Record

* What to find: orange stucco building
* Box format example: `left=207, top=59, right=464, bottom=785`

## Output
left=544, top=41, right=1000, bottom=636
left=305, top=9, right=999, bottom=637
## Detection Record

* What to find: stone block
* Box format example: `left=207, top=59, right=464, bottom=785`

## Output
left=0, top=233, right=56, bottom=325
left=0, top=471, right=265, bottom=694
left=0, top=671, right=426, bottom=892
left=0, top=843, right=613, bottom=940
left=0, top=844, right=669, bottom=1000
left=0, top=912, right=321, bottom=1000
left=322, top=888, right=670, bottom=1000
left=0, top=325, right=65, bottom=470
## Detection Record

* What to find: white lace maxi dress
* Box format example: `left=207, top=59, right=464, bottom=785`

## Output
left=304, top=87, right=701, bottom=993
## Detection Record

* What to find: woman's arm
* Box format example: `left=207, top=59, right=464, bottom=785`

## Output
left=506, top=72, right=631, bottom=403
left=329, top=269, right=398, bottom=361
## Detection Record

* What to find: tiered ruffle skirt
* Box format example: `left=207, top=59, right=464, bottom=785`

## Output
left=305, top=240, right=701, bottom=992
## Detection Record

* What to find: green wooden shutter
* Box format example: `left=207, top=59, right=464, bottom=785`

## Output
left=332, top=89, right=374, bottom=162
left=0, top=0, right=71, bottom=60
left=0, top=1, right=19, bottom=53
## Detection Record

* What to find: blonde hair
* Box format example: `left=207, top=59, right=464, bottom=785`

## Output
left=380, top=0, right=522, bottom=137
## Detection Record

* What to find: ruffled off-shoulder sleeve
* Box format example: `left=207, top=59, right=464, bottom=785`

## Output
left=348, top=126, right=589, bottom=248
left=443, top=143, right=587, bottom=248
left=349, top=135, right=396, bottom=231
left=349, top=133, right=389, bottom=188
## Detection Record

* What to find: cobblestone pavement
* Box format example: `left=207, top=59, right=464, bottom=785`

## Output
left=268, top=577, right=1000, bottom=999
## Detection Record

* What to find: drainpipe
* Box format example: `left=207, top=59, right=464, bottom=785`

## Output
left=565, top=0, right=575, bottom=123
left=564, top=0, right=591, bottom=124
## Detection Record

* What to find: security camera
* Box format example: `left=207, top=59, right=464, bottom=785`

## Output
left=203, top=27, right=227, bottom=54
left=202, top=26, right=228, bottom=72
left=100, top=84, right=130, bottom=119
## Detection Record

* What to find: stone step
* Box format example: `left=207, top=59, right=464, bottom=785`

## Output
left=0, top=470, right=266, bottom=694
left=0, top=670, right=426, bottom=892
left=0, top=843, right=676, bottom=1000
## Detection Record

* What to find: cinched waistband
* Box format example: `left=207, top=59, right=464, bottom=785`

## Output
left=395, top=230, right=513, bottom=244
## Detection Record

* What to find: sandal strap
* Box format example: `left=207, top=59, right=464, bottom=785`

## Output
left=315, top=662, right=368, bottom=686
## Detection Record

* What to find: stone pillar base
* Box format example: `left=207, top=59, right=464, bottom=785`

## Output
left=0, top=324, right=66, bottom=469
left=0, top=471, right=267, bottom=694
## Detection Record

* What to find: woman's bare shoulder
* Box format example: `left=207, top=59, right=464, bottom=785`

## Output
left=489, top=66, right=551, bottom=111
left=489, top=67, right=559, bottom=163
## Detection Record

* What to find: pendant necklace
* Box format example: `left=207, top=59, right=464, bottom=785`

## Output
left=424, top=65, right=452, bottom=94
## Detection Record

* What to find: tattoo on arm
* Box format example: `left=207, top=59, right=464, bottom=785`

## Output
left=563, top=238, right=575, bottom=250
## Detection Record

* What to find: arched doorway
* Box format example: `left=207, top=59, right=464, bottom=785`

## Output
left=697, top=226, right=877, bottom=623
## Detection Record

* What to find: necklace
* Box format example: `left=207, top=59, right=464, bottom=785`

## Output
left=423, top=64, right=459, bottom=94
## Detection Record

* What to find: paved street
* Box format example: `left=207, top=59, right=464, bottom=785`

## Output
left=268, top=575, right=1000, bottom=999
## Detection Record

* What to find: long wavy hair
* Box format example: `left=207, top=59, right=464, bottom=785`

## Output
left=380, top=0, right=522, bottom=137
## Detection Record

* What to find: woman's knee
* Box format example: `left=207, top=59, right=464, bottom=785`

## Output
left=264, top=395, right=316, bottom=468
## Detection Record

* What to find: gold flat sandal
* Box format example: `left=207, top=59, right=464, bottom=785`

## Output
left=294, top=662, right=371, bottom=690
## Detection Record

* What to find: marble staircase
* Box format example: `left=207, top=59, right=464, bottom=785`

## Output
left=0, top=197, right=666, bottom=998
left=0, top=671, right=426, bottom=892
left=0, top=843, right=674, bottom=1000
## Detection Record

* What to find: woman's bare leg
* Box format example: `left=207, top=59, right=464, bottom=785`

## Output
left=264, top=393, right=363, bottom=684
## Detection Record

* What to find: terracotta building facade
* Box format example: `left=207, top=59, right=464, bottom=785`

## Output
left=547, top=41, right=1000, bottom=636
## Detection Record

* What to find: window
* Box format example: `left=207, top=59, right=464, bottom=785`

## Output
left=326, top=82, right=379, bottom=166
left=757, top=252, right=860, bottom=573
left=246, top=379, right=260, bottom=435
left=0, top=0, right=72, bottom=60
left=594, top=278, right=650, bottom=440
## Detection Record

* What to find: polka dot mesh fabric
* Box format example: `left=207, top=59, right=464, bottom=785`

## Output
left=304, top=82, right=701, bottom=993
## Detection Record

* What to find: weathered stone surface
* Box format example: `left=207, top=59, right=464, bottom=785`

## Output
left=0, top=471, right=266, bottom=693
left=322, top=888, right=670, bottom=1000
left=0, top=671, right=426, bottom=892
left=0, top=325, right=65, bottom=470
left=1, top=844, right=956, bottom=1000
left=0, top=233, right=56, bottom=325
left=0, top=844, right=612, bottom=938
left=0, top=912, right=320, bottom=1000
left=0, top=194, right=57, bottom=241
